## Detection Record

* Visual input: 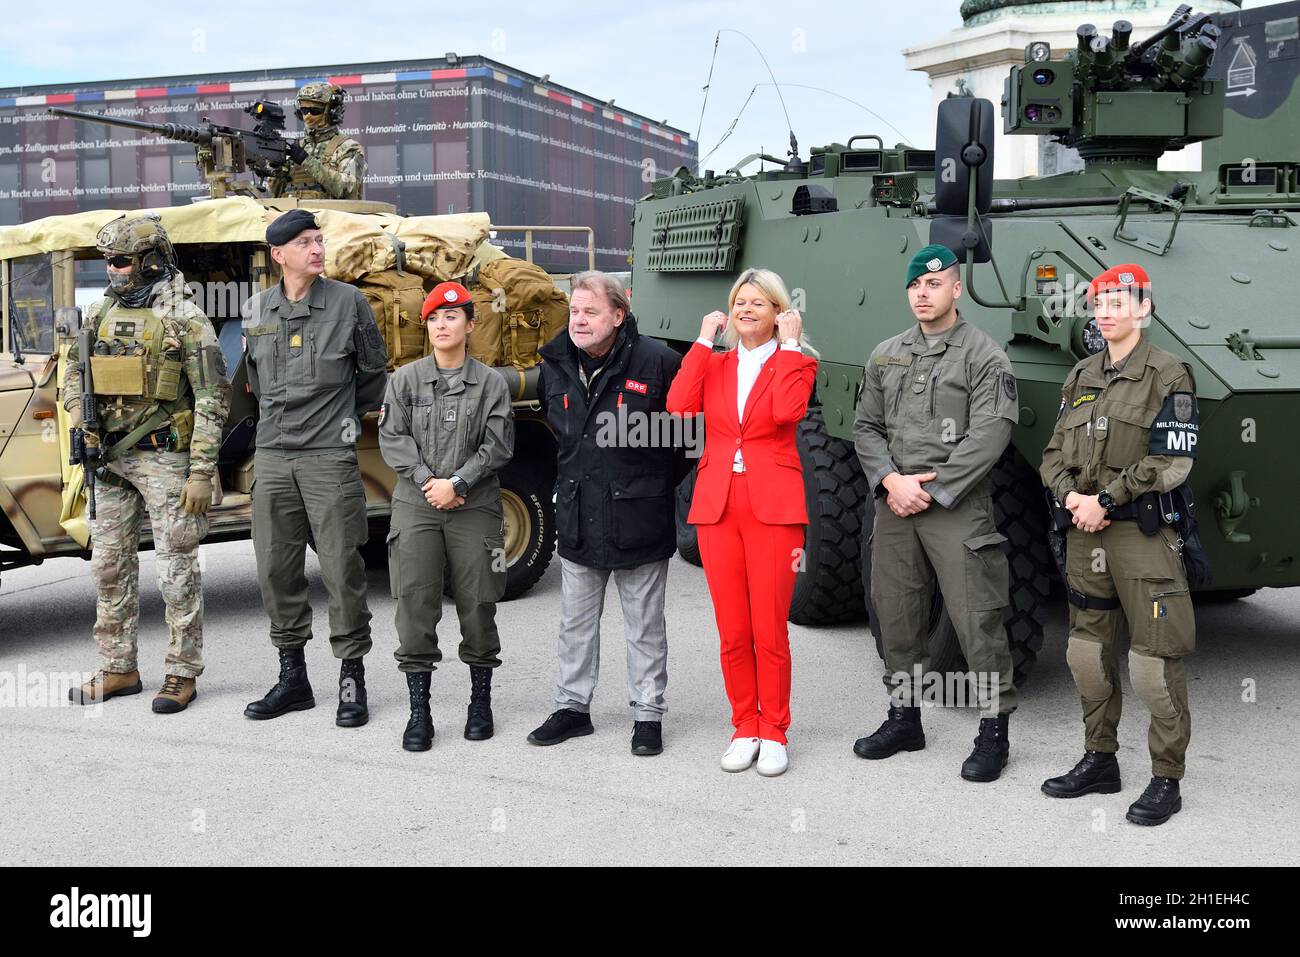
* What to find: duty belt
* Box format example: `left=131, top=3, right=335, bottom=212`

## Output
left=103, top=425, right=174, bottom=452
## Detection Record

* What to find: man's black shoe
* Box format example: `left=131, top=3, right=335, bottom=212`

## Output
left=244, top=648, right=314, bottom=720
left=1126, top=776, right=1182, bottom=826
left=631, top=720, right=662, bottom=756
left=1042, top=751, right=1122, bottom=798
left=527, top=708, right=593, bottom=746
left=336, top=656, right=369, bottom=727
left=853, top=705, right=924, bottom=759
left=960, top=714, right=1010, bottom=783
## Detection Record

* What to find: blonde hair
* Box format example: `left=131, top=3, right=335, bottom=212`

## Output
left=722, top=267, right=817, bottom=356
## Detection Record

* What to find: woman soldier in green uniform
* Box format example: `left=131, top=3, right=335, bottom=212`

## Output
left=379, top=282, right=514, bottom=751
left=1039, top=263, right=1201, bottom=826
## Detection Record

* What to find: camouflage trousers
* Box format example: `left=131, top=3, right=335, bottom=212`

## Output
left=89, top=449, right=208, bottom=678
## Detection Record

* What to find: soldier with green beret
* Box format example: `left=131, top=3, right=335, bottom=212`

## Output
left=65, top=213, right=231, bottom=714
left=851, top=243, right=1020, bottom=781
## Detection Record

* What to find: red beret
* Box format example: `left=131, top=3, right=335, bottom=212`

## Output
left=1089, top=263, right=1150, bottom=300
left=422, top=281, right=473, bottom=320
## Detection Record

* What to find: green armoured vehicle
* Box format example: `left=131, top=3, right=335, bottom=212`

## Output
left=0, top=192, right=571, bottom=603
left=634, top=3, right=1300, bottom=683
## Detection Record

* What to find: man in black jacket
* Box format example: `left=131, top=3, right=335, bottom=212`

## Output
left=527, top=271, right=691, bottom=756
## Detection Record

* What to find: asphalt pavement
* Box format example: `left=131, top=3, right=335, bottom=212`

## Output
left=1, top=539, right=1296, bottom=866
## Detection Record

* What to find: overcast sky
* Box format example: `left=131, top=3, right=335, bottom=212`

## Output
left=0, top=0, right=964, bottom=160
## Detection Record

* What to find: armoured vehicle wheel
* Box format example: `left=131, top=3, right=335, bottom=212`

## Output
left=498, top=456, right=556, bottom=600
left=675, top=467, right=702, bottom=567
left=862, top=448, right=1051, bottom=691
left=788, top=407, right=870, bottom=625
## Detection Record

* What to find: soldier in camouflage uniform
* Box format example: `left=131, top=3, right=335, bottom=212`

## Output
left=64, top=214, right=231, bottom=713
left=270, top=82, right=366, bottom=200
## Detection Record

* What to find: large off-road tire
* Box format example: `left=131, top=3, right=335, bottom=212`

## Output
left=497, top=455, right=556, bottom=600
left=675, top=467, right=703, bottom=567
left=862, top=447, right=1052, bottom=689
left=788, top=407, right=870, bottom=625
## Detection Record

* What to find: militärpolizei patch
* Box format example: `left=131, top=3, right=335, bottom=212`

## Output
left=378, top=403, right=388, bottom=427
left=1000, top=371, right=1017, bottom=402
left=1072, top=392, right=1098, bottom=409
left=1150, top=391, right=1199, bottom=458
left=1118, top=271, right=1135, bottom=284
left=114, top=321, right=136, bottom=337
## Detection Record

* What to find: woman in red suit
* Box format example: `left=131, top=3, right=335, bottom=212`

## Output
left=666, top=267, right=817, bottom=776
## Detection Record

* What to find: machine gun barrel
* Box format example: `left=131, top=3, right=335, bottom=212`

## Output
left=47, top=106, right=213, bottom=145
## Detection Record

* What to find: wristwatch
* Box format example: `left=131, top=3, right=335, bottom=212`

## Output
left=1097, top=489, right=1116, bottom=513
left=782, top=337, right=800, bottom=349
left=450, top=475, right=469, bottom=497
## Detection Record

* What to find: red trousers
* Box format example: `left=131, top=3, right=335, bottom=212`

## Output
left=696, top=473, right=805, bottom=744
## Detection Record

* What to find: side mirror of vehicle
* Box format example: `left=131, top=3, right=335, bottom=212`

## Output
left=934, top=97, right=995, bottom=217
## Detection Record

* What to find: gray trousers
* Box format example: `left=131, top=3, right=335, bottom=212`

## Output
left=554, top=556, right=669, bottom=721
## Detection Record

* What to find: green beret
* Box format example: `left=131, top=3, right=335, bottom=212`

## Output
left=905, top=244, right=958, bottom=287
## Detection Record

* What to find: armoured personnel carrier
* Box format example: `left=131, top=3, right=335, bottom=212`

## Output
left=633, top=3, right=1300, bottom=682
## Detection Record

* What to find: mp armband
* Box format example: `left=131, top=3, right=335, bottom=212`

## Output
left=1149, top=391, right=1199, bottom=458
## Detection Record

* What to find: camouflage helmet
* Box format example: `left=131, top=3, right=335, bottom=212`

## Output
left=96, top=213, right=174, bottom=258
left=95, top=213, right=177, bottom=288
left=296, top=81, right=345, bottom=125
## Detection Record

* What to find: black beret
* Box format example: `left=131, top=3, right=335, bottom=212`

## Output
left=266, top=209, right=320, bottom=247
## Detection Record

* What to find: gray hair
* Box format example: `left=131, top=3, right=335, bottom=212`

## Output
left=570, top=270, right=630, bottom=318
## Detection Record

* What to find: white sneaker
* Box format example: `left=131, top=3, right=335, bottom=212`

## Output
left=756, top=739, right=788, bottom=777
left=720, top=737, right=761, bottom=772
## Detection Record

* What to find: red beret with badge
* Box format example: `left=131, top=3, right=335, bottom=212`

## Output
left=422, top=281, right=473, bottom=320
left=1088, top=263, right=1150, bottom=300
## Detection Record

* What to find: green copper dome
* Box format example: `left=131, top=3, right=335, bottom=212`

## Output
left=959, top=0, right=1241, bottom=25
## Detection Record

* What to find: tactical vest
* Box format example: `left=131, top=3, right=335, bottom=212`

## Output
left=288, top=134, right=348, bottom=198
left=90, top=303, right=190, bottom=446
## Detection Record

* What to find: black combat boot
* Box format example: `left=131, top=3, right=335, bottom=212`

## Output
left=1126, top=776, right=1182, bottom=826
left=960, top=714, right=1010, bottom=782
left=336, top=656, right=369, bottom=728
left=853, top=705, right=925, bottom=759
left=464, top=665, right=494, bottom=741
left=244, top=648, right=314, bottom=720
left=402, top=672, right=435, bottom=752
left=1041, top=751, right=1122, bottom=798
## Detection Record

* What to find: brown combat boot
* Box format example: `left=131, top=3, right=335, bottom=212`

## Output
left=152, top=674, right=197, bottom=714
left=68, top=669, right=143, bottom=705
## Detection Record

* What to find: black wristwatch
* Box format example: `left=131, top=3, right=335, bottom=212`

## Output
left=450, top=475, right=470, bottom=497
left=1097, top=489, right=1116, bottom=513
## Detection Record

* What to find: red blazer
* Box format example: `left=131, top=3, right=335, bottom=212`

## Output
left=666, top=340, right=818, bottom=526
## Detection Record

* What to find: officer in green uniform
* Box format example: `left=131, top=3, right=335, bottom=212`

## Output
left=64, top=214, right=230, bottom=713
left=1039, top=263, right=1199, bottom=827
left=852, top=244, right=1020, bottom=782
left=379, top=281, right=513, bottom=751
left=241, top=209, right=389, bottom=726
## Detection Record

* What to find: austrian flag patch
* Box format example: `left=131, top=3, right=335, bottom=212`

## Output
left=624, top=379, right=648, bottom=395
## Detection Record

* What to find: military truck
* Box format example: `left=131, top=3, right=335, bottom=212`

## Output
left=633, top=3, right=1300, bottom=683
left=0, top=194, right=569, bottom=602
